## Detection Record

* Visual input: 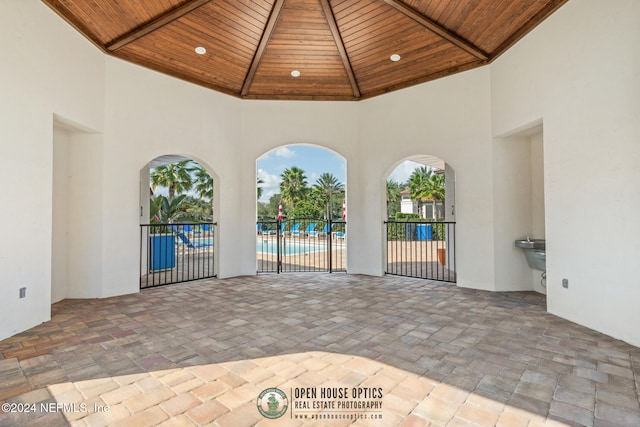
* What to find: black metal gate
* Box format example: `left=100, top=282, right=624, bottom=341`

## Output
left=257, top=219, right=346, bottom=273
left=140, top=223, right=216, bottom=288
left=385, top=221, right=456, bottom=282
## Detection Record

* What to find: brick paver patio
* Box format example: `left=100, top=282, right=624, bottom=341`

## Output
left=1, top=274, right=639, bottom=426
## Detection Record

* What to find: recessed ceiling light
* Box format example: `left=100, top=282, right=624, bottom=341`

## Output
left=291, top=70, right=301, bottom=77
left=195, top=46, right=206, bottom=55
left=390, top=53, right=401, bottom=62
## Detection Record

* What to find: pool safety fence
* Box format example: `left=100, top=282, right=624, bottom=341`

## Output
left=140, top=223, right=216, bottom=288
left=257, top=218, right=346, bottom=273
left=385, top=220, right=456, bottom=283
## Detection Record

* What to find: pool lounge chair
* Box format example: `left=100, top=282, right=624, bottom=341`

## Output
left=199, top=223, right=215, bottom=237
left=176, top=232, right=213, bottom=250
left=285, top=223, right=301, bottom=236
left=183, top=224, right=201, bottom=235
left=292, top=223, right=315, bottom=237
left=263, top=222, right=285, bottom=236
left=168, top=224, right=201, bottom=236
left=308, top=224, right=330, bottom=238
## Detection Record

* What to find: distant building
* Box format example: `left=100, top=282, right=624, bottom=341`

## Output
left=400, top=189, right=444, bottom=219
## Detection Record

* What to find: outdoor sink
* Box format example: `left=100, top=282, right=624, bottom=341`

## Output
left=515, top=238, right=546, bottom=270
left=524, top=250, right=546, bottom=271
left=515, top=238, right=545, bottom=250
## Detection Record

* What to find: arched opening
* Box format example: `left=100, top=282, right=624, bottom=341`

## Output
left=139, top=155, right=217, bottom=288
left=384, top=155, right=456, bottom=282
left=256, top=144, right=347, bottom=273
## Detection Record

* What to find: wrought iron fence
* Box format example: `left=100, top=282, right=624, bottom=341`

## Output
left=257, top=219, right=346, bottom=273
left=140, top=223, right=216, bottom=289
left=385, top=221, right=456, bottom=283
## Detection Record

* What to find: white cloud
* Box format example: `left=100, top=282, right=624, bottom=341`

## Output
left=308, top=171, right=320, bottom=185
left=388, top=160, right=423, bottom=184
left=275, top=147, right=296, bottom=158
left=257, top=168, right=281, bottom=203
left=150, top=186, right=168, bottom=197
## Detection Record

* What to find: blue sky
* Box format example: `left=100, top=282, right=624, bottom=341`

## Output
left=257, top=146, right=345, bottom=203
left=257, top=145, right=422, bottom=203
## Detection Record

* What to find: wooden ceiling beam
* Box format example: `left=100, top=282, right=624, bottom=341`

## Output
left=320, top=0, right=361, bottom=99
left=381, top=0, right=488, bottom=61
left=241, top=0, right=286, bottom=97
left=106, top=0, right=211, bottom=51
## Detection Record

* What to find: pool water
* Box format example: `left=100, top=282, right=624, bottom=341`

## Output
left=190, top=237, right=214, bottom=246
left=257, top=239, right=327, bottom=255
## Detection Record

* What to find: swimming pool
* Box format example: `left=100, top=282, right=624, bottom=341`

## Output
left=257, top=238, right=328, bottom=255
left=190, top=237, right=214, bottom=246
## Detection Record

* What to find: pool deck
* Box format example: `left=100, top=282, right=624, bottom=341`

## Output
left=1, top=274, right=639, bottom=426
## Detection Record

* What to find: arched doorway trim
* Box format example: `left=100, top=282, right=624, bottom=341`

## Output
left=256, top=143, right=347, bottom=273
left=383, top=155, right=457, bottom=282
left=139, top=154, right=218, bottom=288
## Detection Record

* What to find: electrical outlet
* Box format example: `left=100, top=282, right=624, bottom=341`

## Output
left=562, top=279, right=569, bottom=289
left=19, top=287, right=26, bottom=298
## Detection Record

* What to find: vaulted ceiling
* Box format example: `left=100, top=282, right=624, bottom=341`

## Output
left=43, top=0, right=568, bottom=101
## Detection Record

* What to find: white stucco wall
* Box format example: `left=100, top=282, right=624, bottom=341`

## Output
left=491, top=0, right=640, bottom=345
left=240, top=101, right=360, bottom=274
left=0, top=1, right=105, bottom=339
left=491, top=126, right=546, bottom=294
left=52, top=123, right=104, bottom=301
left=530, top=132, right=546, bottom=293
left=52, top=126, right=70, bottom=304
left=1, top=0, right=639, bottom=348
left=530, top=133, right=545, bottom=241
left=359, top=69, right=494, bottom=287
left=102, top=58, right=493, bottom=288
left=492, top=134, right=535, bottom=292
left=103, top=57, right=241, bottom=288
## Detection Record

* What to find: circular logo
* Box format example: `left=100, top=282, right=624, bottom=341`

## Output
left=257, top=388, right=288, bottom=419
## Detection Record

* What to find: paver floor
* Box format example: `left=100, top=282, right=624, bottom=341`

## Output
left=1, top=274, right=639, bottom=426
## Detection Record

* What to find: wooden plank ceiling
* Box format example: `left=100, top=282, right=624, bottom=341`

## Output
left=43, top=0, right=568, bottom=101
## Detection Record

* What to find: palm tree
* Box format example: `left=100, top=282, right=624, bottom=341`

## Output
left=190, top=164, right=213, bottom=201
left=428, top=173, right=445, bottom=218
left=257, top=177, right=264, bottom=200
left=386, top=180, right=402, bottom=219
left=183, top=196, right=213, bottom=222
left=279, top=166, right=308, bottom=212
left=150, top=194, right=193, bottom=224
left=313, top=173, right=344, bottom=220
left=407, top=166, right=433, bottom=218
left=150, top=160, right=193, bottom=201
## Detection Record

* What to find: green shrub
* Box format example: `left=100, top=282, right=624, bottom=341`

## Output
left=386, top=222, right=404, bottom=240
left=394, top=212, right=420, bottom=221
left=386, top=217, right=451, bottom=241
left=431, top=222, right=446, bottom=241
